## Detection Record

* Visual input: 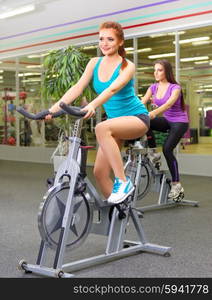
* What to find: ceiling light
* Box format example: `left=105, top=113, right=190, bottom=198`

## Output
left=173, top=36, right=210, bottom=44
left=150, top=33, right=167, bottom=38
left=148, top=53, right=176, bottom=59
left=200, top=85, right=212, bottom=88
left=27, top=53, right=48, bottom=58
left=126, top=47, right=152, bottom=54
left=192, top=41, right=211, bottom=46
left=22, top=79, right=41, bottom=83
left=194, top=61, right=209, bottom=64
left=180, top=56, right=209, bottom=62
left=137, top=66, right=154, bottom=70
left=26, top=65, right=42, bottom=69
left=0, top=4, right=35, bottom=19
left=180, top=67, right=194, bottom=70
left=167, top=31, right=185, bottom=36
left=150, top=31, right=185, bottom=38
left=18, top=72, right=41, bottom=77
left=137, top=48, right=152, bottom=53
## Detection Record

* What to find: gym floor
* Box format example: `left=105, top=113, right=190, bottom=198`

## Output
left=0, top=160, right=211, bottom=278
left=86, top=143, right=212, bottom=164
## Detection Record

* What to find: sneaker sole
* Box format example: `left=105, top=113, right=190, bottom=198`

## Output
left=108, top=186, right=135, bottom=205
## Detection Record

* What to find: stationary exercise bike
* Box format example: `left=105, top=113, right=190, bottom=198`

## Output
left=125, top=137, right=199, bottom=212
left=17, top=102, right=171, bottom=278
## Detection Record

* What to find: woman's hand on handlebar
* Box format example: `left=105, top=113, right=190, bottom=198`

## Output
left=45, top=112, right=53, bottom=120
left=81, top=103, right=95, bottom=119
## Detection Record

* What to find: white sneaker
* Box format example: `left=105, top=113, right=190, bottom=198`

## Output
left=133, top=141, right=144, bottom=149
left=149, top=151, right=161, bottom=164
left=168, top=183, right=184, bottom=201
left=107, top=177, right=134, bottom=204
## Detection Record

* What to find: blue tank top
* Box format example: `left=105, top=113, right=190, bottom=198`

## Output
left=92, top=57, right=148, bottom=119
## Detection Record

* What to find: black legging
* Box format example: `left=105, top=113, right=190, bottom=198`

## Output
left=147, top=117, right=188, bottom=182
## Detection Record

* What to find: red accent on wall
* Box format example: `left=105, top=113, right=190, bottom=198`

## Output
left=0, top=10, right=211, bottom=54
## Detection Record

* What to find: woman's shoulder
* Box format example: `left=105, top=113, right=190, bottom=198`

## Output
left=122, top=59, right=135, bottom=73
left=170, top=83, right=181, bottom=90
left=90, top=57, right=101, bottom=64
left=125, top=58, right=134, bottom=64
left=87, top=57, right=102, bottom=71
left=125, top=59, right=135, bottom=68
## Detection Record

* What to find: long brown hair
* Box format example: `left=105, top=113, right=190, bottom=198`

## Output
left=154, top=59, right=186, bottom=111
left=99, top=21, right=127, bottom=70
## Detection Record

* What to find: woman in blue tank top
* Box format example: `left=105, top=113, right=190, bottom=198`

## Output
left=47, top=21, right=149, bottom=204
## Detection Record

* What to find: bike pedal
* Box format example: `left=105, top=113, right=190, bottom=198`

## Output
left=46, top=177, right=55, bottom=188
left=125, top=194, right=134, bottom=204
left=74, top=180, right=87, bottom=193
left=115, top=204, right=127, bottom=220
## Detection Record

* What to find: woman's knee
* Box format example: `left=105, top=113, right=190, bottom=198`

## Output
left=162, top=144, right=176, bottom=161
left=162, top=144, right=171, bottom=157
left=95, top=122, right=110, bottom=138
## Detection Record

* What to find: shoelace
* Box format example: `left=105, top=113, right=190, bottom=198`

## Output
left=112, top=178, right=121, bottom=193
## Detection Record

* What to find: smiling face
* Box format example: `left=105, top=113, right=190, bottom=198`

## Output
left=154, top=63, right=167, bottom=82
left=99, top=28, right=123, bottom=56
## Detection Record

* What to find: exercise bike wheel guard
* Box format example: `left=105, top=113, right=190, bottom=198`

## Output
left=125, top=159, right=152, bottom=201
left=38, top=182, right=93, bottom=251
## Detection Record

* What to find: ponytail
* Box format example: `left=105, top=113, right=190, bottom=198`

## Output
left=118, top=45, right=128, bottom=70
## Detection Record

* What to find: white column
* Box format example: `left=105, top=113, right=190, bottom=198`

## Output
left=133, top=38, right=138, bottom=94
left=175, top=32, right=180, bottom=157
left=175, top=31, right=180, bottom=82
left=15, top=57, right=20, bottom=147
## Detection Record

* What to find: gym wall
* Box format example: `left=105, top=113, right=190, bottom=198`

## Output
left=0, top=0, right=212, bottom=59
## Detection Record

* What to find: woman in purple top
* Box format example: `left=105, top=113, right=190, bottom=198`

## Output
left=142, top=59, right=189, bottom=201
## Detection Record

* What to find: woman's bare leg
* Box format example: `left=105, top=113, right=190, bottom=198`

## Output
left=93, top=139, right=123, bottom=198
left=95, top=116, right=148, bottom=181
left=93, top=147, right=112, bottom=198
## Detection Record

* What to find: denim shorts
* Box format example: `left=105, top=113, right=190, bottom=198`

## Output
left=135, top=113, right=150, bottom=129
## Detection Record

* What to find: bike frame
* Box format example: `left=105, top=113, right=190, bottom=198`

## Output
left=18, top=103, right=171, bottom=278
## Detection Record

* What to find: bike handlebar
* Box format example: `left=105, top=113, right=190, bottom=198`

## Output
left=59, top=102, right=86, bottom=118
left=16, top=107, right=66, bottom=120
left=16, top=102, right=86, bottom=120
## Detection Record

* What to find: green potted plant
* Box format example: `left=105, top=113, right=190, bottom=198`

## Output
left=42, top=45, right=96, bottom=130
left=42, top=45, right=97, bottom=168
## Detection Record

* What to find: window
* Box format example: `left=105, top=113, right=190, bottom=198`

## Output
left=0, top=59, right=16, bottom=145
left=179, top=25, right=212, bottom=154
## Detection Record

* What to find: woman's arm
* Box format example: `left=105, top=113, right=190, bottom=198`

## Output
left=149, top=88, right=181, bottom=119
left=49, top=57, right=98, bottom=113
left=141, top=87, right=152, bottom=105
left=81, top=61, right=136, bottom=119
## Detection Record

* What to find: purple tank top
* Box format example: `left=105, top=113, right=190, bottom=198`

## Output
left=150, top=83, right=188, bottom=123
